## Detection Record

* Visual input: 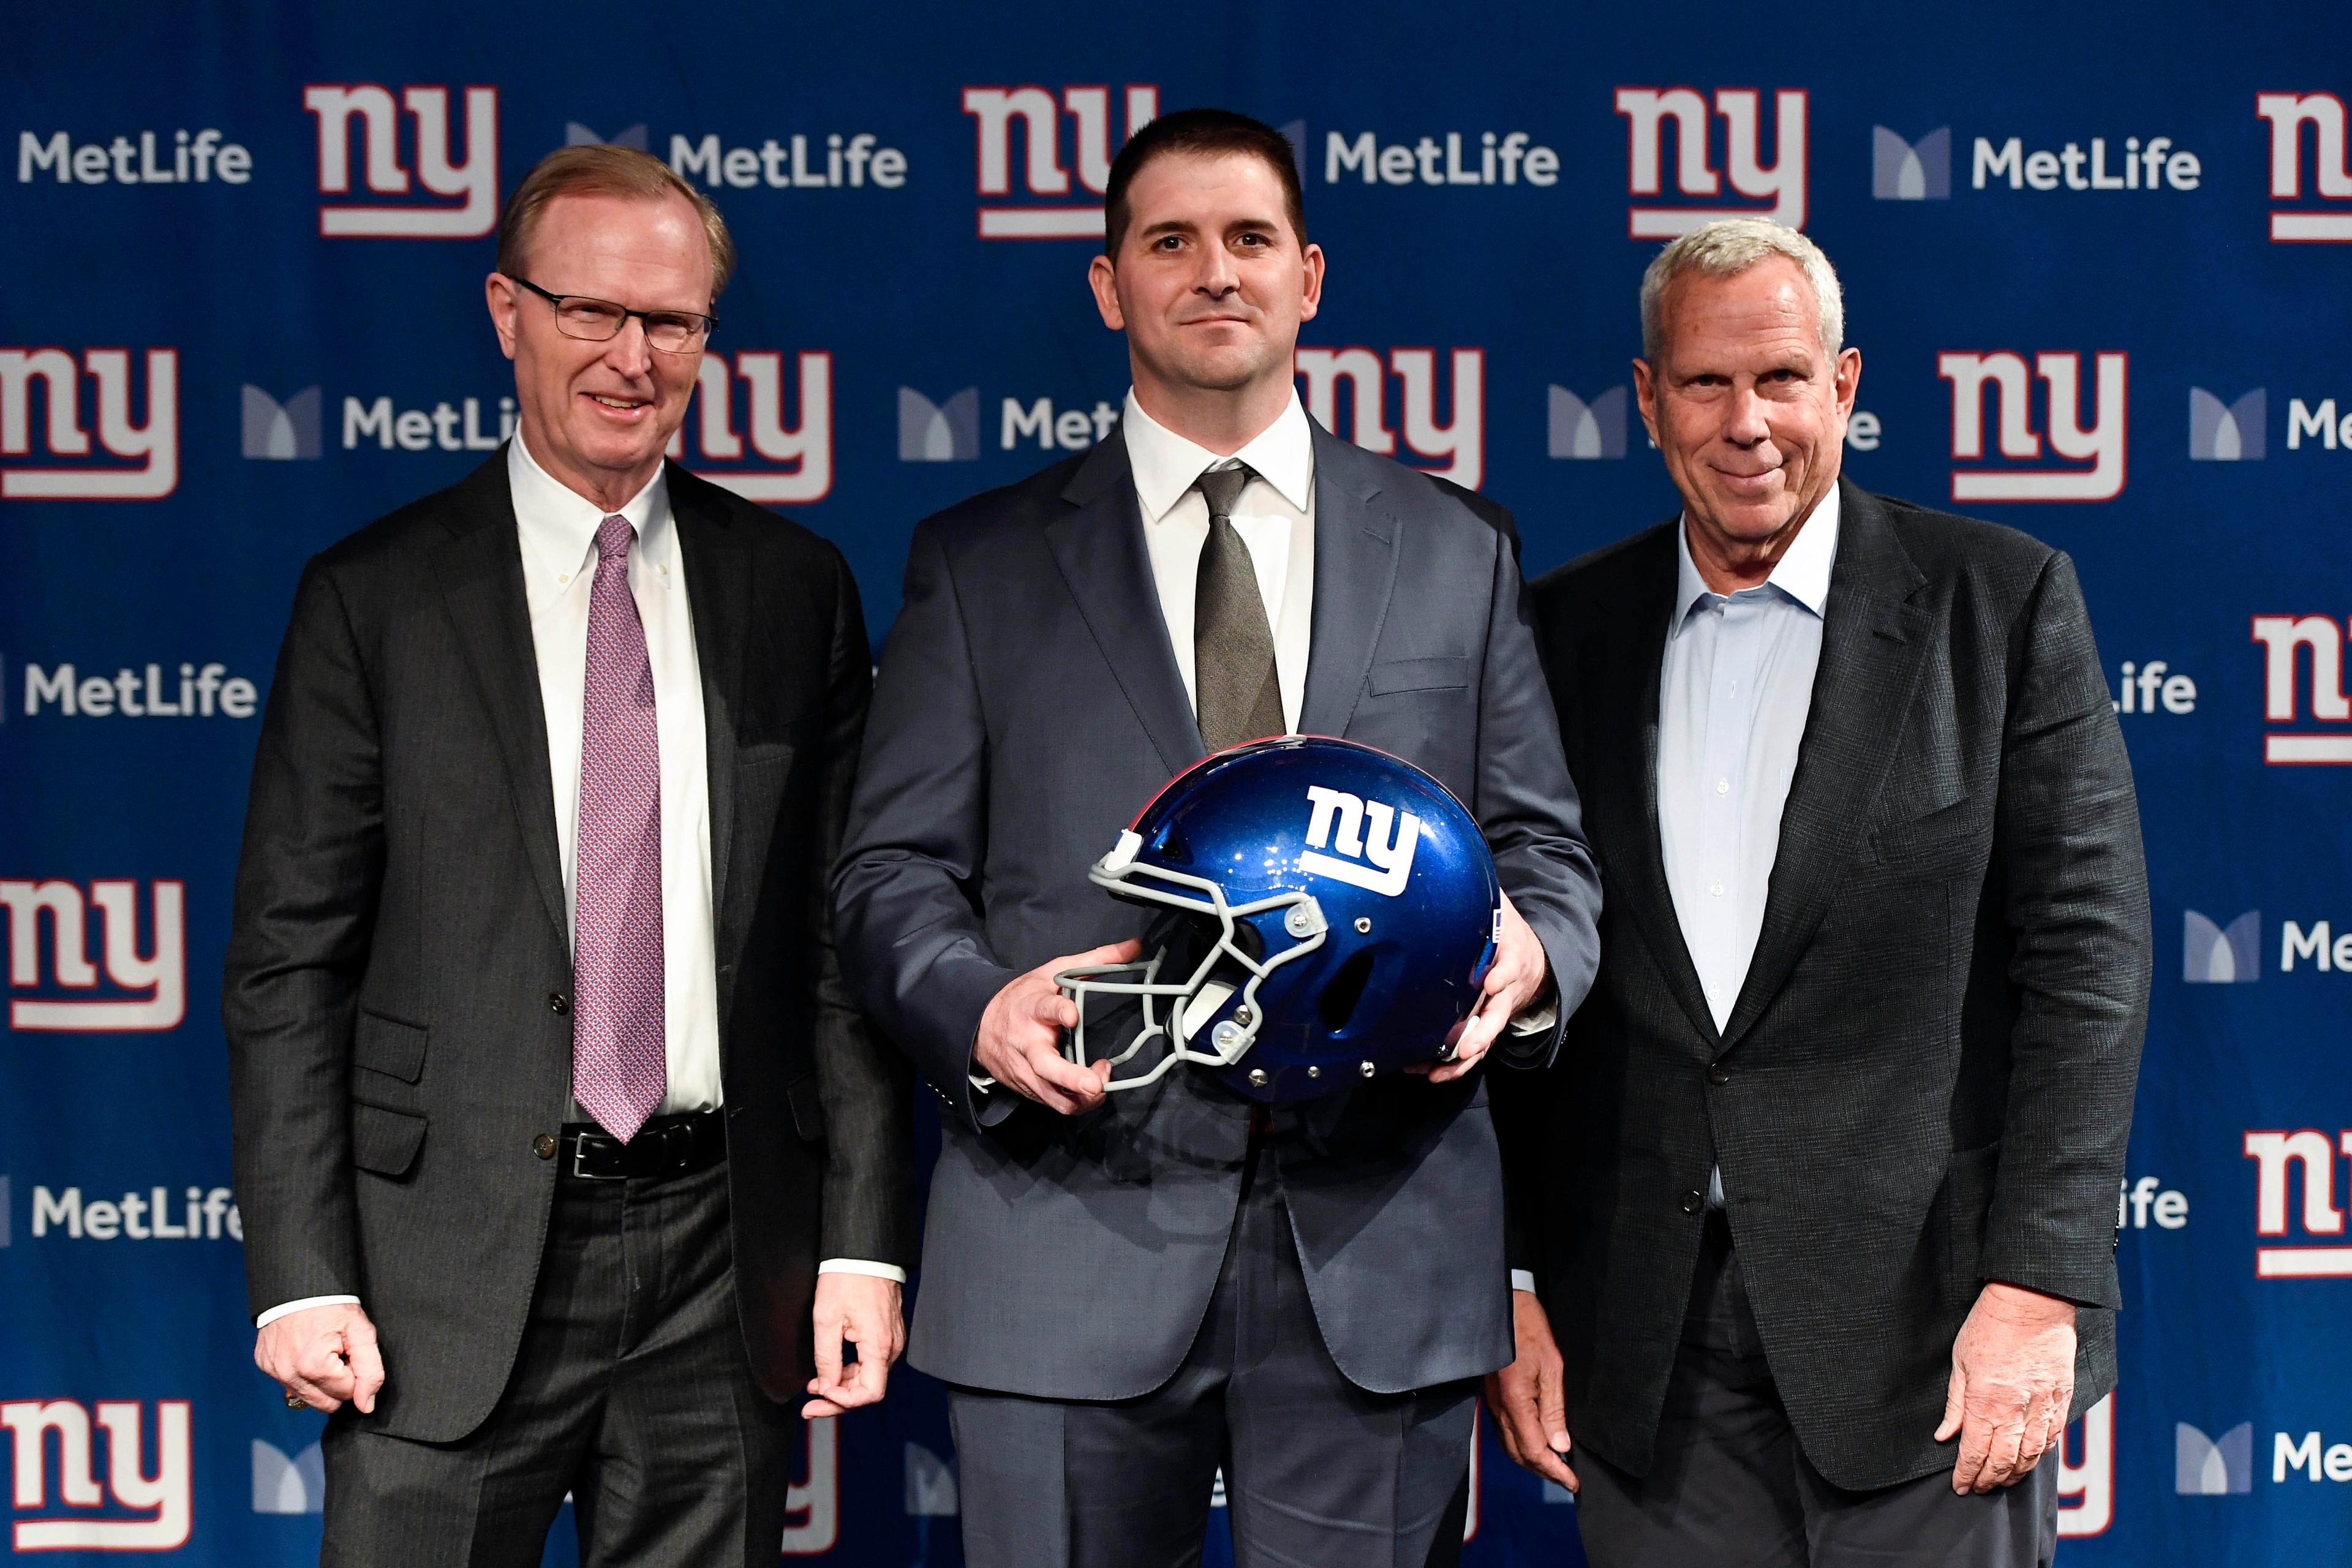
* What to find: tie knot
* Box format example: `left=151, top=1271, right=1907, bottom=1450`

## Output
left=595, top=515, right=634, bottom=562
left=1195, top=463, right=1254, bottom=523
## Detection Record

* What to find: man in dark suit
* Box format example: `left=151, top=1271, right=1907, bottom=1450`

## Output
left=1487, top=219, right=2151, bottom=1565
left=833, top=110, right=1602, bottom=1567
left=224, top=145, right=911, bottom=1566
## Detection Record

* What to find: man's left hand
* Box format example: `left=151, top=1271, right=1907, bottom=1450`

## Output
left=1417, top=890, right=1550, bottom=1084
left=803, top=1272, right=905, bottom=1419
left=1936, top=1280, right=2078, bottom=1493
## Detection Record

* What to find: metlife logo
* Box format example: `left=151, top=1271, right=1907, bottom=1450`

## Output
left=1872, top=126, right=2202, bottom=200
left=17, top=127, right=252, bottom=185
left=2174, top=1420, right=2352, bottom=1490
left=1319, top=127, right=1561, bottom=187
left=10, top=655, right=258, bottom=720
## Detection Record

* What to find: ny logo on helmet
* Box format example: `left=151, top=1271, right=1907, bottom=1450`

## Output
left=1299, top=786, right=1420, bottom=897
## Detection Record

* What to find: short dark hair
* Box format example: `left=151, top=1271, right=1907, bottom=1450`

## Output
left=1102, top=108, right=1306, bottom=258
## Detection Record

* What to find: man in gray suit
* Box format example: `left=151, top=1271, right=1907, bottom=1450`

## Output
left=1488, top=220, right=2150, bottom=1566
left=834, top=109, right=1602, bottom=1567
left=225, top=145, right=912, bottom=1565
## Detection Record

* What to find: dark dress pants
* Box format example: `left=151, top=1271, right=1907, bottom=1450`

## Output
left=318, top=1154, right=797, bottom=1567
left=951, top=1133, right=1479, bottom=1568
left=1572, top=1213, right=2059, bottom=1568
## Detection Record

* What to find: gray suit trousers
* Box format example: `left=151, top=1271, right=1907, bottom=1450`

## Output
left=318, top=1158, right=796, bottom=1567
left=1572, top=1216, right=2059, bottom=1568
left=950, top=1134, right=1477, bottom=1568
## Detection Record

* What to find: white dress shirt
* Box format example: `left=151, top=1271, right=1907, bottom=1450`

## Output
left=1123, top=388, right=1316, bottom=733
left=257, top=434, right=895, bottom=1329
left=1662, top=486, right=1839, bottom=1211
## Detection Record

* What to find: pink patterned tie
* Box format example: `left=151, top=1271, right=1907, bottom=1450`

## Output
left=572, top=515, right=666, bottom=1142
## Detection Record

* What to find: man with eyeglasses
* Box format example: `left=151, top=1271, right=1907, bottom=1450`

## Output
left=224, top=143, right=913, bottom=1566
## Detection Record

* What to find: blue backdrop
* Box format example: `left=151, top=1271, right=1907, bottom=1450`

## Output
left=3, top=2, right=2349, bottom=1562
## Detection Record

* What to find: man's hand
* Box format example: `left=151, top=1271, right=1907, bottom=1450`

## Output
left=255, top=1302, right=384, bottom=1415
left=803, top=1272, right=906, bottom=1419
left=1419, top=890, right=1550, bottom=1084
left=973, top=940, right=1140, bottom=1114
left=1485, top=1288, right=1577, bottom=1492
left=1936, top=1280, right=2078, bottom=1493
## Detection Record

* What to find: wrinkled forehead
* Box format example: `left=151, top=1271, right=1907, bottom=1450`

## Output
left=1654, top=261, right=1830, bottom=369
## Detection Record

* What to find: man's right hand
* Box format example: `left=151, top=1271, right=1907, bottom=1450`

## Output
left=973, top=940, right=1142, bottom=1114
left=256, top=1302, right=385, bottom=1415
left=1485, top=1287, right=1578, bottom=1492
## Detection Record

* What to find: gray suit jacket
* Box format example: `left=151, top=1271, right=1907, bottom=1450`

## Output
left=832, top=423, right=1602, bottom=1400
left=224, top=452, right=914, bottom=1443
left=1502, top=480, right=2152, bottom=1490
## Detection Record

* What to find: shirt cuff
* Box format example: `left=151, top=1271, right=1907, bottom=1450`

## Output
left=255, top=1295, right=361, bottom=1329
left=818, top=1259, right=908, bottom=1284
left=1507, top=998, right=1559, bottom=1036
left=1510, top=1268, right=1538, bottom=1294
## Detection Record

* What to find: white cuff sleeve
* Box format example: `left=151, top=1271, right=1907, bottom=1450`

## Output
left=818, top=1258, right=908, bottom=1284
left=255, top=1295, right=362, bottom=1329
left=1508, top=998, right=1559, bottom=1036
left=1510, top=1269, right=1538, bottom=1294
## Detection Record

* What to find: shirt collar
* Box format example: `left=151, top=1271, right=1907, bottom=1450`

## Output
left=1672, top=482, right=1841, bottom=624
left=1121, top=388, right=1314, bottom=522
left=507, top=429, right=671, bottom=573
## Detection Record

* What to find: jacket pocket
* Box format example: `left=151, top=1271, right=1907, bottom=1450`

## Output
left=786, top=1073, right=827, bottom=1142
left=350, top=1101, right=426, bottom=1178
left=353, top=1011, right=426, bottom=1084
left=1368, top=656, right=1471, bottom=695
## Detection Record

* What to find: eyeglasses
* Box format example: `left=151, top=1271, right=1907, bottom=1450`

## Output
left=508, top=276, right=717, bottom=354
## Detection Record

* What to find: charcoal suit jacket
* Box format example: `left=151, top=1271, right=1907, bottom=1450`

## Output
left=1501, top=478, right=2151, bottom=1491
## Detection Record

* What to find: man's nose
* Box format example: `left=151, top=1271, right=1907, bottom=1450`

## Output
left=603, top=316, right=655, bottom=379
left=1194, top=243, right=1239, bottom=296
left=1723, top=385, right=1771, bottom=445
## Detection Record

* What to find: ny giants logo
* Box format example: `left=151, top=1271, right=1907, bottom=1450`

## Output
left=304, top=84, right=497, bottom=238
left=666, top=351, right=831, bottom=505
left=2250, top=615, right=2352, bottom=764
left=1615, top=88, right=1807, bottom=236
left=2, top=1400, right=191, bottom=1550
left=1300, top=786, right=1421, bottom=898
left=1937, top=352, right=2127, bottom=502
left=781, top=1417, right=838, bottom=1554
left=2255, top=91, right=2352, bottom=243
left=2056, top=1394, right=2116, bottom=1536
left=2244, top=1129, right=2352, bottom=1278
left=1294, top=347, right=1483, bottom=490
left=0, top=349, right=176, bottom=501
left=963, top=85, right=1158, bottom=239
left=0, top=880, right=185, bottom=1032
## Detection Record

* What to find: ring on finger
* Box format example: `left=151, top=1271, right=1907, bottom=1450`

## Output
left=284, top=1387, right=306, bottom=1409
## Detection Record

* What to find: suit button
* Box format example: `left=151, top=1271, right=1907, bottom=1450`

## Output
left=1707, top=1062, right=1730, bottom=1086
left=548, top=991, right=571, bottom=1016
left=1680, top=1189, right=1705, bottom=1215
left=533, top=1133, right=557, bottom=1160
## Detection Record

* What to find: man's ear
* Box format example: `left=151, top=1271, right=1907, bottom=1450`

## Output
left=1087, top=254, right=1125, bottom=332
left=485, top=273, right=521, bottom=362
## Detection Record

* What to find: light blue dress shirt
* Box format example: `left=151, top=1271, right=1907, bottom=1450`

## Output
left=1658, top=488, right=1840, bottom=1210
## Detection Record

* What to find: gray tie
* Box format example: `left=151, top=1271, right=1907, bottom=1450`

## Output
left=1192, top=463, right=1286, bottom=752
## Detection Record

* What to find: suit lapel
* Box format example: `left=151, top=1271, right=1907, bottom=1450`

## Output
left=1719, top=482, right=1934, bottom=1051
left=429, top=453, right=568, bottom=948
left=669, top=465, right=752, bottom=957
left=1298, top=427, right=1401, bottom=739
left=1588, top=524, right=1725, bottom=1050
left=1044, top=430, right=1205, bottom=775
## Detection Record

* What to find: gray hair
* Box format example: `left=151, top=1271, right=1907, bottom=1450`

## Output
left=1638, top=218, right=1844, bottom=363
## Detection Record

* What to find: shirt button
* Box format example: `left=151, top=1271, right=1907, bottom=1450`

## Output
left=557, top=573, right=571, bottom=585
left=548, top=990, right=571, bottom=1016
left=533, top=1133, right=557, bottom=1160
left=1716, top=778, right=1730, bottom=794
left=1709, top=881, right=1725, bottom=897
left=1681, top=1189, right=1705, bottom=1215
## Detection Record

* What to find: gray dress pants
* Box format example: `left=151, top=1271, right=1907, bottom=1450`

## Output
left=951, top=1132, right=1479, bottom=1568
left=1573, top=1214, right=2059, bottom=1568
left=318, top=1155, right=797, bottom=1567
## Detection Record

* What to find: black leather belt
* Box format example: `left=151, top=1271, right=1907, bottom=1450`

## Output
left=559, top=1109, right=726, bottom=1182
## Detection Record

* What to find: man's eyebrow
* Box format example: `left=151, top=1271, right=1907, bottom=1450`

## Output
left=1136, top=217, right=1199, bottom=239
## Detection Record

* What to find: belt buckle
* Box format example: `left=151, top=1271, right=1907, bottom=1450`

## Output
left=666, top=1118, right=695, bottom=1171
left=569, top=1133, right=612, bottom=1181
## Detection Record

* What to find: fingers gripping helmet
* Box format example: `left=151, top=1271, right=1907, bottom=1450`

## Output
left=1055, top=736, right=1502, bottom=1104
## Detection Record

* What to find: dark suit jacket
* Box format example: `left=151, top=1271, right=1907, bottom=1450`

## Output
left=224, top=451, right=914, bottom=1443
left=1502, top=479, right=2151, bottom=1491
left=832, top=423, right=1603, bottom=1401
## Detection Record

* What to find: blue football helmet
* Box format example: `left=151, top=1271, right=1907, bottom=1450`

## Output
left=1055, top=736, right=1502, bottom=1104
